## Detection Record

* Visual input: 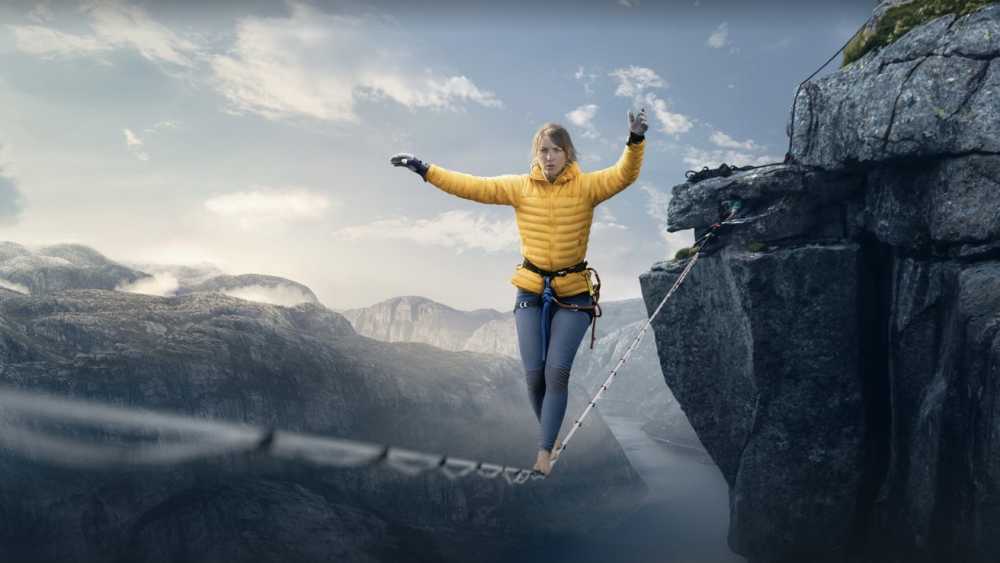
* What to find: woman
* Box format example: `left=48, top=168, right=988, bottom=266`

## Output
left=390, top=108, right=648, bottom=475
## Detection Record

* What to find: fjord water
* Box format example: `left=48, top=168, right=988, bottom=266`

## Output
left=561, top=414, right=745, bottom=563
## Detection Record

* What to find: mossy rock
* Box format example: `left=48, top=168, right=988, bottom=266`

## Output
left=747, top=241, right=767, bottom=253
left=674, top=247, right=693, bottom=261
left=842, top=0, right=996, bottom=67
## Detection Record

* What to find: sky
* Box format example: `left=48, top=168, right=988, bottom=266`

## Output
left=0, top=0, right=878, bottom=312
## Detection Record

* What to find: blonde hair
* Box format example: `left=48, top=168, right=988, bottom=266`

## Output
left=530, top=123, right=578, bottom=171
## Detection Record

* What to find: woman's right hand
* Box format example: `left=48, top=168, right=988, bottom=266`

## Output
left=628, top=108, right=648, bottom=136
left=390, top=153, right=429, bottom=179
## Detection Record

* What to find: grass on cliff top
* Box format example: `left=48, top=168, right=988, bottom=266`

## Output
left=842, top=0, right=997, bottom=66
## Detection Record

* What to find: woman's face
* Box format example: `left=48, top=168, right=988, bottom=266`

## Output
left=537, top=135, right=567, bottom=178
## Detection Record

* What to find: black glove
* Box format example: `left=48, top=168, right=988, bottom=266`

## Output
left=390, top=153, right=429, bottom=181
left=627, top=108, right=648, bottom=145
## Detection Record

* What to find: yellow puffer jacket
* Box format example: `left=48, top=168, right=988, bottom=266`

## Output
left=424, top=140, right=645, bottom=297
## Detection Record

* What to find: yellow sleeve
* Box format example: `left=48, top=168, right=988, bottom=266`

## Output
left=586, top=140, right=645, bottom=205
left=424, top=165, right=523, bottom=207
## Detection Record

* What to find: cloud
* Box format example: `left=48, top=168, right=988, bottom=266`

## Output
left=707, top=22, right=729, bottom=48
left=13, top=2, right=500, bottom=124
left=123, top=121, right=177, bottom=161
left=210, top=2, right=502, bottom=123
left=85, top=1, right=200, bottom=68
left=611, top=67, right=693, bottom=138
left=610, top=66, right=665, bottom=98
left=116, top=271, right=179, bottom=296
left=10, top=25, right=112, bottom=60
left=641, top=93, right=693, bottom=136
left=27, top=1, right=55, bottom=23
left=640, top=184, right=670, bottom=235
left=640, top=184, right=693, bottom=256
left=358, top=74, right=503, bottom=111
left=222, top=284, right=314, bottom=307
left=10, top=1, right=201, bottom=68
left=682, top=146, right=782, bottom=170
left=332, top=210, right=519, bottom=254
left=575, top=65, right=599, bottom=96
left=123, top=129, right=141, bottom=146
left=208, top=9, right=360, bottom=123
left=204, top=186, right=333, bottom=229
left=593, top=206, right=627, bottom=232
left=618, top=0, right=640, bottom=7
left=0, top=170, right=25, bottom=226
left=566, top=104, right=600, bottom=139
left=123, top=128, right=149, bottom=161
left=709, top=130, right=758, bottom=151
left=135, top=242, right=222, bottom=267
left=143, top=120, right=179, bottom=134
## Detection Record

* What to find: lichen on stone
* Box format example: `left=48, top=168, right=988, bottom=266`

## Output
left=842, top=0, right=997, bottom=66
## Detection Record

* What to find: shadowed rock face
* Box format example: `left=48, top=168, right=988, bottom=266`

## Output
left=0, top=287, right=644, bottom=563
left=641, top=5, right=1000, bottom=563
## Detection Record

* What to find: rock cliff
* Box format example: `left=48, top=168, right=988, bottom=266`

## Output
left=640, top=5, right=1000, bottom=563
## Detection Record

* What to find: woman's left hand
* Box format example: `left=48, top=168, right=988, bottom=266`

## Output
left=628, top=107, right=648, bottom=136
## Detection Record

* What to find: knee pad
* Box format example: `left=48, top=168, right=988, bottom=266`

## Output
left=544, top=366, right=571, bottom=392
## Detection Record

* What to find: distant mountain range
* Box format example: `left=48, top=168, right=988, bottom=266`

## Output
left=339, top=296, right=511, bottom=354
left=0, top=241, right=318, bottom=307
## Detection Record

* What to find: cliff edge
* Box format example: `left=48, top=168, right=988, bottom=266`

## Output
left=640, top=5, right=1000, bottom=563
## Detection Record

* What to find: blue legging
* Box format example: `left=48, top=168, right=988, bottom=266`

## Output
left=513, top=289, right=594, bottom=451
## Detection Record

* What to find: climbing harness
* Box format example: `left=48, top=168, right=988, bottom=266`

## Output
left=0, top=13, right=880, bottom=484
left=520, top=258, right=603, bottom=361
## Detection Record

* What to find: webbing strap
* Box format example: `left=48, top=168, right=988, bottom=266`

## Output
left=540, top=276, right=555, bottom=362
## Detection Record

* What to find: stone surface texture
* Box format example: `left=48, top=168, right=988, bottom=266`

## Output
left=641, top=4, right=1000, bottom=562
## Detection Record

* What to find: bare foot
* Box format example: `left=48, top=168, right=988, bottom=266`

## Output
left=535, top=449, right=552, bottom=475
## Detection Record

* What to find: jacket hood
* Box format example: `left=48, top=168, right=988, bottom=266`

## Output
left=529, top=161, right=581, bottom=184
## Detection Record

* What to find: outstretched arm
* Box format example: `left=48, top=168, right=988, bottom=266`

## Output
left=587, top=108, right=647, bottom=205
left=425, top=165, right=522, bottom=206
left=390, top=153, right=521, bottom=206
